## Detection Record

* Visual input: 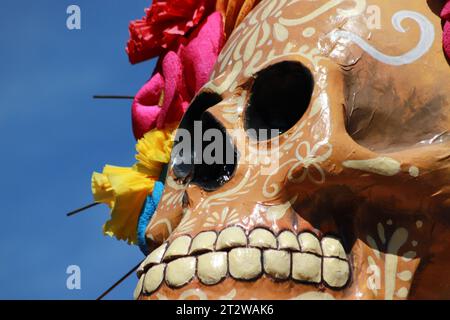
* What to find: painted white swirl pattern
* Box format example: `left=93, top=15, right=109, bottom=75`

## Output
left=262, top=140, right=333, bottom=198
left=366, top=220, right=420, bottom=300
left=203, top=207, right=240, bottom=228
left=287, top=141, right=333, bottom=184
left=200, top=170, right=258, bottom=209
left=329, top=11, right=435, bottom=66
left=160, top=175, right=186, bottom=209
left=279, top=0, right=366, bottom=26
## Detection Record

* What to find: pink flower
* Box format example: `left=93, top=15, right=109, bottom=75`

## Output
left=442, top=1, right=450, bottom=60
left=126, top=0, right=215, bottom=64
left=132, top=12, right=225, bottom=139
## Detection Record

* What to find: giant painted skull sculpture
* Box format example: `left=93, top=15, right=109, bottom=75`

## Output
left=135, top=0, right=450, bottom=300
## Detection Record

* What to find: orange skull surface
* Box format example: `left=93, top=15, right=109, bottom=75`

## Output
left=135, top=0, right=450, bottom=300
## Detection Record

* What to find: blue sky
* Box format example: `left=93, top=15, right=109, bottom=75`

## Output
left=0, top=0, right=155, bottom=299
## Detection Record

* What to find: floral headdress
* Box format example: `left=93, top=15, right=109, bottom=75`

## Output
left=91, top=0, right=261, bottom=254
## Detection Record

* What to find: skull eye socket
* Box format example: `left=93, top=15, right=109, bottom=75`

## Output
left=245, top=61, right=314, bottom=140
left=177, top=91, right=223, bottom=133
left=171, top=91, right=237, bottom=191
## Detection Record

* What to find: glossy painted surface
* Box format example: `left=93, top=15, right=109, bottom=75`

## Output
left=138, top=0, right=450, bottom=300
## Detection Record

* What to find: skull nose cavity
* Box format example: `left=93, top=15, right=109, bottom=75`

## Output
left=172, top=91, right=223, bottom=182
left=191, top=112, right=237, bottom=191
left=245, top=61, right=314, bottom=140
left=172, top=91, right=237, bottom=191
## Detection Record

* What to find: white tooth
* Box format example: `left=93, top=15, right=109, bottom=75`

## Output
left=136, top=266, right=144, bottom=279
left=323, top=258, right=350, bottom=288
left=138, top=243, right=168, bottom=277
left=189, top=231, right=217, bottom=255
left=229, top=248, right=262, bottom=280
left=263, top=249, right=291, bottom=279
left=298, top=233, right=322, bottom=255
left=165, top=257, right=196, bottom=288
left=249, top=228, right=277, bottom=249
left=292, top=253, right=322, bottom=283
left=197, top=252, right=228, bottom=285
left=163, top=236, right=191, bottom=261
left=321, top=237, right=346, bottom=259
left=216, top=226, right=247, bottom=250
left=278, top=231, right=300, bottom=251
left=143, top=264, right=165, bottom=294
left=133, top=274, right=144, bottom=300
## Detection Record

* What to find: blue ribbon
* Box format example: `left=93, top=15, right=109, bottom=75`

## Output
left=137, top=181, right=164, bottom=255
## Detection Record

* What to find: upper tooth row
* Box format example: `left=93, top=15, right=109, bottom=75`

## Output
left=134, top=248, right=350, bottom=299
left=138, top=227, right=347, bottom=277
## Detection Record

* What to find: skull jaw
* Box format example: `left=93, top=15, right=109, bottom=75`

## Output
left=137, top=226, right=450, bottom=301
left=135, top=238, right=420, bottom=300
left=138, top=278, right=347, bottom=300
left=137, top=179, right=450, bottom=300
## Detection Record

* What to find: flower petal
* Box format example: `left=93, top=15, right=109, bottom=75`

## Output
left=181, top=12, right=225, bottom=96
left=443, top=21, right=450, bottom=60
left=126, top=0, right=214, bottom=64
left=157, top=51, right=184, bottom=128
left=135, top=125, right=176, bottom=176
left=132, top=73, right=165, bottom=139
left=441, top=1, right=450, bottom=20
left=97, top=165, right=155, bottom=244
left=441, top=2, right=450, bottom=60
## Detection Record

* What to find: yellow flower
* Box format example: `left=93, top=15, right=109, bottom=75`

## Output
left=91, top=124, right=177, bottom=245
left=92, top=165, right=155, bottom=244
left=135, top=123, right=176, bottom=176
left=91, top=171, right=114, bottom=207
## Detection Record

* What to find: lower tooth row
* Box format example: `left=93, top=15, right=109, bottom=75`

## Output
left=135, top=248, right=350, bottom=299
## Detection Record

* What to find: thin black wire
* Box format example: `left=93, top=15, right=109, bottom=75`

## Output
left=66, top=202, right=100, bottom=217
left=96, top=260, right=143, bottom=300
left=75, top=93, right=140, bottom=300
left=93, top=95, right=134, bottom=100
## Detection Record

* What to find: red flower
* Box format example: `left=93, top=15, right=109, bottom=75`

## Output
left=126, top=0, right=215, bottom=64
